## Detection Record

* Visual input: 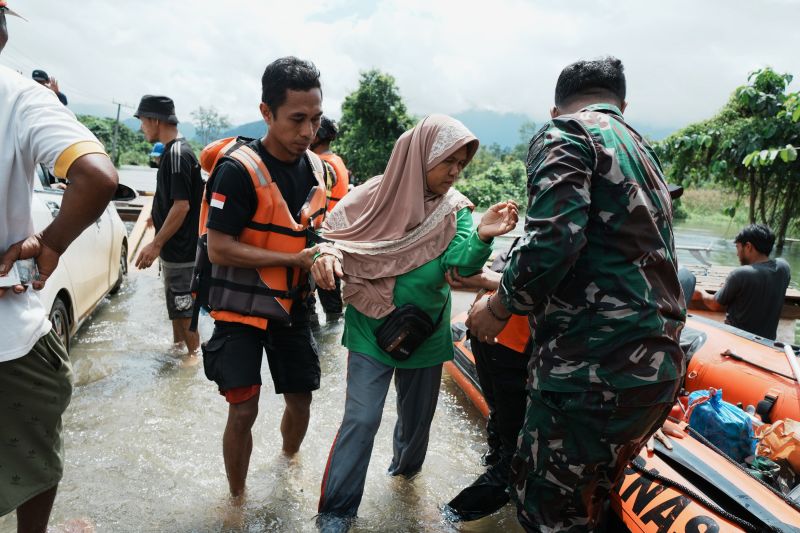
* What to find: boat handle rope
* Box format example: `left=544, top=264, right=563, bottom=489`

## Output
left=721, top=349, right=796, bottom=381
left=628, top=460, right=766, bottom=533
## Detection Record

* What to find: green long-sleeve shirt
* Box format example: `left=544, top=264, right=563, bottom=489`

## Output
left=342, top=207, right=492, bottom=368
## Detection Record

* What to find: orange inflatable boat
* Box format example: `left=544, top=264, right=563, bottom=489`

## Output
left=681, top=314, right=800, bottom=424
left=445, top=312, right=800, bottom=532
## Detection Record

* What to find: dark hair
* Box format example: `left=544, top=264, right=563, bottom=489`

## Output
left=554, top=56, right=626, bottom=108
left=735, top=224, right=775, bottom=255
left=316, top=116, right=338, bottom=142
left=261, top=56, right=321, bottom=114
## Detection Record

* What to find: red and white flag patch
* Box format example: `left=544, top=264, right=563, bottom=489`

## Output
left=210, top=192, right=226, bottom=209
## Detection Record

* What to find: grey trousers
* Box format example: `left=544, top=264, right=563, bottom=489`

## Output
left=318, top=351, right=443, bottom=518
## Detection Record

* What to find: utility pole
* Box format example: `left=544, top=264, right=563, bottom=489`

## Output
left=112, top=100, right=122, bottom=167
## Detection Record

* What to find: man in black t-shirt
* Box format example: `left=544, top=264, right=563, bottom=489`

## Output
left=694, top=224, right=791, bottom=339
left=134, top=95, right=204, bottom=362
left=201, top=57, right=324, bottom=501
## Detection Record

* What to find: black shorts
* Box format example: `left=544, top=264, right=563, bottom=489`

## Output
left=160, top=260, right=195, bottom=320
left=202, top=320, right=321, bottom=396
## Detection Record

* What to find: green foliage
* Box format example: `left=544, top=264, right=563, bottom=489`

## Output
left=77, top=114, right=151, bottom=167
left=457, top=144, right=528, bottom=208
left=656, top=67, right=800, bottom=250
left=334, top=70, right=414, bottom=184
left=192, top=106, right=231, bottom=146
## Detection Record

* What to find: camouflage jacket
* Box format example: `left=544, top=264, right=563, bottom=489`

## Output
left=498, top=104, right=686, bottom=391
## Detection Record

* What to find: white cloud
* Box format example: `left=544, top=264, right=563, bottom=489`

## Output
left=2, top=0, right=799, bottom=131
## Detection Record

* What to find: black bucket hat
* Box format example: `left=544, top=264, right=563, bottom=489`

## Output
left=134, top=95, right=179, bottom=125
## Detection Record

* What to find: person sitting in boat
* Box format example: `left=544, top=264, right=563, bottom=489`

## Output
left=310, top=114, right=518, bottom=531
left=693, top=224, right=791, bottom=341
left=442, top=239, right=530, bottom=521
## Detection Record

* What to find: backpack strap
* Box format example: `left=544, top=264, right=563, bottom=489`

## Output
left=306, top=150, right=324, bottom=179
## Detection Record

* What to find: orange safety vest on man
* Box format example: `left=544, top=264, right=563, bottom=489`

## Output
left=319, top=152, right=349, bottom=212
left=197, top=137, right=328, bottom=330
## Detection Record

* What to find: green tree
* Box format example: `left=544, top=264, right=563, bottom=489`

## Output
left=334, top=69, right=414, bottom=184
left=457, top=159, right=527, bottom=208
left=192, top=106, right=231, bottom=146
left=656, top=68, right=800, bottom=251
left=77, top=115, right=151, bottom=167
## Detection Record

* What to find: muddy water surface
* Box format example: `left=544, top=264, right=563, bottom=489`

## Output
left=0, top=269, right=521, bottom=532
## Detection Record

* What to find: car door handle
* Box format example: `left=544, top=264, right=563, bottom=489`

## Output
left=46, top=201, right=60, bottom=218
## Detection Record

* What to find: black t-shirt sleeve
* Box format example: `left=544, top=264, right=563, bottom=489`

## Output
left=715, top=269, right=741, bottom=305
left=205, top=160, right=257, bottom=236
left=168, top=143, right=193, bottom=201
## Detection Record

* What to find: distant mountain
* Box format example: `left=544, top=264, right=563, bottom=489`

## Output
left=215, top=111, right=534, bottom=149
left=221, top=120, right=266, bottom=140
left=186, top=111, right=677, bottom=150
left=454, top=110, right=536, bottom=149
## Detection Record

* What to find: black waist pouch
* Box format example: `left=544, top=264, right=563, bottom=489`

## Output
left=375, top=292, right=450, bottom=361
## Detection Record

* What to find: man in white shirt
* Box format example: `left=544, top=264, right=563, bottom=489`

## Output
left=0, top=4, right=119, bottom=531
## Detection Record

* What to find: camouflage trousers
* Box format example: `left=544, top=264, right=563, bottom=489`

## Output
left=510, top=380, right=680, bottom=532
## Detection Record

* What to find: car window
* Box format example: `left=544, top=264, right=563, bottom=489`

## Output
left=35, top=164, right=66, bottom=194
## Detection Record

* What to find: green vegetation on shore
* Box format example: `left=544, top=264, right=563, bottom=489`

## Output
left=673, top=187, right=748, bottom=225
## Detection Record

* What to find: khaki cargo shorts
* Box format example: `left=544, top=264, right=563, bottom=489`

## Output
left=0, top=329, right=73, bottom=516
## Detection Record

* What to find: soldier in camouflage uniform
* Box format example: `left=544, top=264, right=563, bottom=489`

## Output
left=466, top=57, right=686, bottom=531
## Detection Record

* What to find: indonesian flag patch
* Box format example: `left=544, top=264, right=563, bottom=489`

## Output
left=210, top=192, right=226, bottom=209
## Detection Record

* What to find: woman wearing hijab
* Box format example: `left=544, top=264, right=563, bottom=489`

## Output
left=311, top=114, right=518, bottom=527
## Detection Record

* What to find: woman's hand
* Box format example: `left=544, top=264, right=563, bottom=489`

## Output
left=477, top=200, right=519, bottom=242
left=445, top=267, right=502, bottom=291
left=311, top=254, right=343, bottom=290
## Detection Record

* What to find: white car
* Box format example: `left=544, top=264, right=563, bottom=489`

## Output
left=32, top=164, right=130, bottom=352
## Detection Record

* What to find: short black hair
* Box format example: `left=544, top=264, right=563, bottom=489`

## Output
left=261, top=56, right=321, bottom=115
left=735, top=224, right=776, bottom=255
left=316, top=116, right=338, bottom=142
left=554, top=56, right=626, bottom=108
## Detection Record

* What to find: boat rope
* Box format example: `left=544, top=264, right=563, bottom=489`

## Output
left=684, top=424, right=800, bottom=514
left=721, top=349, right=796, bottom=381
left=629, top=460, right=768, bottom=532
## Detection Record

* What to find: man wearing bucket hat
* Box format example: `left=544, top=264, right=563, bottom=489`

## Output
left=134, top=95, right=204, bottom=363
left=0, top=3, right=119, bottom=530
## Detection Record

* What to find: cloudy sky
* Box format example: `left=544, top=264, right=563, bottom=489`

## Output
left=2, top=0, right=798, bottom=133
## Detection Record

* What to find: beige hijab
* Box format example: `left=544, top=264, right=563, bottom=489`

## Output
left=320, top=114, right=479, bottom=319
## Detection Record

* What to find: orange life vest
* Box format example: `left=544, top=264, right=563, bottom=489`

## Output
left=496, top=313, right=531, bottom=353
left=319, top=152, right=349, bottom=212
left=474, top=289, right=531, bottom=353
left=198, top=137, right=328, bottom=329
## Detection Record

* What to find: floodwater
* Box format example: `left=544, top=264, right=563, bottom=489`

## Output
left=2, top=167, right=797, bottom=531
left=0, top=270, right=522, bottom=532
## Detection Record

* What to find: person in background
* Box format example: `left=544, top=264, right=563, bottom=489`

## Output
left=310, top=115, right=350, bottom=320
left=693, top=224, right=790, bottom=340
left=149, top=141, right=164, bottom=169
left=311, top=114, right=518, bottom=531
left=134, top=95, right=204, bottom=363
left=467, top=57, right=685, bottom=531
left=0, top=4, right=119, bottom=530
left=443, top=241, right=530, bottom=522
left=31, top=69, right=67, bottom=106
